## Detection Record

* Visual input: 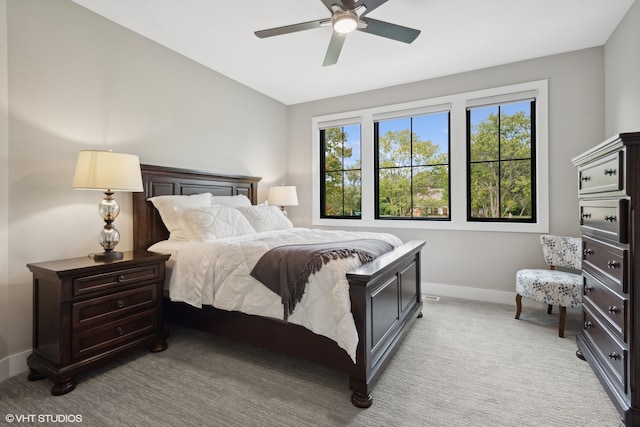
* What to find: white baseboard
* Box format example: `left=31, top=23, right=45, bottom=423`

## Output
left=0, top=349, right=30, bottom=383
left=421, top=281, right=540, bottom=308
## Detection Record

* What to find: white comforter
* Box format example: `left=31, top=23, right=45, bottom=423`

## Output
left=154, top=228, right=402, bottom=362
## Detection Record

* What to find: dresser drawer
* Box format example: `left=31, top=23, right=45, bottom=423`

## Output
left=582, top=304, right=627, bottom=397
left=578, top=150, right=624, bottom=195
left=73, top=264, right=160, bottom=296
left=582, top=235, right=627, bottom=293
left=71, top=310, right=157, bottom=360
left=583, top=271, right=626, bottom=342
left=72, top=285, right=158, bottom=330
left=580, top=199, right=628, bottom=243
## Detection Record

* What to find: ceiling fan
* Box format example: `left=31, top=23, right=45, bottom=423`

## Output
left=254, top=0, right=421, bottom=67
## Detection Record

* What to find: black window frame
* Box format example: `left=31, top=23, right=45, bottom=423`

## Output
left=466, top=100, right=537, bottom=223
left=319, top=125, right=362, bottom=219
left=373, top=112, right=451, bottom=221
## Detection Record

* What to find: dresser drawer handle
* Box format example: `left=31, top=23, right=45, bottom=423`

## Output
left=604, top=168, right=617, bottom=176
left=116, top=299, right=125, bottom=309
left=583, top=321, right=592, bottom=330
left=607, top=261, right=619, bottom=269
left=608, top=306, right=619, bottom=314
left=604, top=215, right=617, bottom=222
left=116, top=327, right=124, bottom=336
left=583, top=248, right=593, bottom=256
left=581, top=212, right=592, bottom=219
left=117, top=275, right=126, bottom=282
left=584, top=285, right=593, bottom=294
left=581, top=175, right=591, bottom=182
left=608, top=352, right=622, bottom=361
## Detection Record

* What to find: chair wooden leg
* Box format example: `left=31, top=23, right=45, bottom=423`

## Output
left=515, top=294, right=522, bottom=319
left=558, top=306, right=566, bottom=338
left=547, top=304, right=553, bottom=315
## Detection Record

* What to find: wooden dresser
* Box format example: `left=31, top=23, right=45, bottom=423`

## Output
left=572, top=132, right=640, bottom=426
left=26, top=251, right=170, bottom=395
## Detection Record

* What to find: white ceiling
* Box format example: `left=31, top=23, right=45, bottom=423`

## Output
left=70, top=0, right=635, bottom=105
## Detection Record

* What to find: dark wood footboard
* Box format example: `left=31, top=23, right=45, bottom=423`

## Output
left=347, top=240, right=425, bottom=407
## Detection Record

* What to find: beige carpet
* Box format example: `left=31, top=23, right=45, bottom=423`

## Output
left=0, top=297, right=620, bottom=426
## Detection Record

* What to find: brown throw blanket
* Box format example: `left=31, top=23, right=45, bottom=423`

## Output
left=250, top=239, right=394, bottom=321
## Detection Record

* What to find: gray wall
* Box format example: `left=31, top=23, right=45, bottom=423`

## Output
left=2, top=0, right=287, bottom=378
left=287, top=47, right=605, bottom=301
left=1, top=0, right=9, bottom=380
left=605, top=0, right=640, bottom=135
left=1, top=0, right=638, bottom=381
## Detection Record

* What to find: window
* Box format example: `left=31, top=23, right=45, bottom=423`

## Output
left=320, top=123, right=361, bottom=218
left=374, top=112, right=450, bottom=219
left=467, top=99, right=535, bottom=222
left=311, top=80, right=548, bottom=233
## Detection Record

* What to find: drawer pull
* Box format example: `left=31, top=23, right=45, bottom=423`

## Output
left=604, top=215, right=617, bottom=222
left=604, top=168, right=617, bottom=176
left=607, top=260, right=620, bottom=269
left=608, top=306, right=619, bottom=314
left=584, top=285, right=593, bottom=294
left=118, top=275, right=126, bottom=282
left=116, top=299, right=125, bottom=309
left=583, top=248, right=593, bottom=256
left=583, top=321, right=592, bottom=330
left=608, top=352, right=622, bottom=361
left=116, top=327, right=124, bottom=336
left=581, top=212, right=592, bottom=219
left=581, top=175, right=591, bottom=182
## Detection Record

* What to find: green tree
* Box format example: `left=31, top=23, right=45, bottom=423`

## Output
left=469, top=109, right=532, bottom=218
left=378, top=129, right=449, bottom=218
left=323, top=127, right=361, bottom=216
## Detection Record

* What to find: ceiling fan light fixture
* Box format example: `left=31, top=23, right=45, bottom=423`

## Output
left=332, top=11, right=358, bottom=34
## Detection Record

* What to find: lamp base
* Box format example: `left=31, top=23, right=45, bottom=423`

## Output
left=93, top=250, right=124, bottom=261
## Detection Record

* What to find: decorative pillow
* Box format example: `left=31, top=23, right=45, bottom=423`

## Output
left=236, top=205, right=293, bottom=233
left=211, top=195, right=252, bottom=208
left=147, top=193, right=213, bottom=240
left=181, top=206, right=256, bottom=241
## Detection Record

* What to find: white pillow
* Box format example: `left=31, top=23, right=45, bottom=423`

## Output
left=148, top=193, right=213, bottom=240
left=182, top=206, right=256, bottom=241
left=211, top=195, right=252, bottom=208
left=236, top=206, right=293, bottom=233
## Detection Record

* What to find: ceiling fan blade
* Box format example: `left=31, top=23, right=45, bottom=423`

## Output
left=320, top=0, right=347, bottom=12
left=255, top=19, right=326, bottom=38
left=355, top=0, right=388, bottom=16
left=323, top=32, right=347, bottom=66
left=358, top=17, right=420, bottom=43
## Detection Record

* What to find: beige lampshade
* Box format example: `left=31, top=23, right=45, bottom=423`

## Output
left=72, top=150, right=143, bottom=192
left=269, top=185, right=298, bottom=207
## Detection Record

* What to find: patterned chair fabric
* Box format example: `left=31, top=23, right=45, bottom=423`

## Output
left=515, top=235, right=583, bottom=337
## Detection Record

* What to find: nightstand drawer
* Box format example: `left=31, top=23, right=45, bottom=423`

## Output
left=578, top=150, right=623, bottom=195
left=72, top=310, right=157, bottom=360
left=73, top=264, right=160, bottom=296
left=582, top=235, right=627, bottom=293
left=72, top=285, right=158, bottom=330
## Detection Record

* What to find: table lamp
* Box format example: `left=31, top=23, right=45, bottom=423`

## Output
left=72, top=150, right=143, bottom=260
left=268, top=185, right=298, bottom=216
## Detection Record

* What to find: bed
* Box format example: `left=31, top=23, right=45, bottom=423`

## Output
left=132, top=164, right=425, bottom=407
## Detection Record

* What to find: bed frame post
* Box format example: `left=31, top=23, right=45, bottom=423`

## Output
left=346, top=240, right=425, bottom=407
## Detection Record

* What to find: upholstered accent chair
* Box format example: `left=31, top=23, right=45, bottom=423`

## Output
left=515, top=235, right=583, bottom=337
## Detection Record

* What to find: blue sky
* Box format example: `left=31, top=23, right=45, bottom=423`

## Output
left=340, top=100, right=529, bottom=165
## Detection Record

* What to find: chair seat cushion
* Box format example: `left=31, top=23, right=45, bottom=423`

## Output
left=516, top=269, right=582, bottom=308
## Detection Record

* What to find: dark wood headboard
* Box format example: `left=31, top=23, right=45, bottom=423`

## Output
left=133, top=164, right=261, bottom=250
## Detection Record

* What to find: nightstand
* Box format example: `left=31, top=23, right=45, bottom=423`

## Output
left=26, top=250, right=170, bottom=395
